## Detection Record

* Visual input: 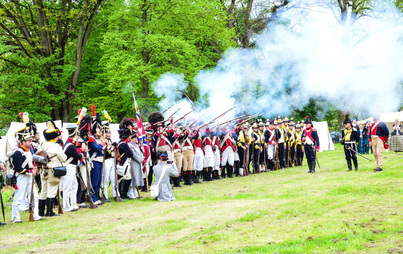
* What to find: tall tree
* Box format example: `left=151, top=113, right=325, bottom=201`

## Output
left=82, top=0, right=235, bottom=120
left=336, top=0, right=371, bottom=25
left=221, top=0, right=289, bottom=48
left=0, top=0, right=103, bottom=123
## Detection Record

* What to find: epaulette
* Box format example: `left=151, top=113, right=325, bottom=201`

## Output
left=312, top=128, right=317, bottom=132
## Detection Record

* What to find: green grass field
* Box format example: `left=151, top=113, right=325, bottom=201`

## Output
left=1, top=144, right=402, bottom=253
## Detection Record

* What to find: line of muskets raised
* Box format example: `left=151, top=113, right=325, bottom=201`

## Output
left=143, top=105, right=261, bottom=134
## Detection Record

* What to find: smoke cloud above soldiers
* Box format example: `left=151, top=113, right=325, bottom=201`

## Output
left=154, top=0, right=403, bottom=120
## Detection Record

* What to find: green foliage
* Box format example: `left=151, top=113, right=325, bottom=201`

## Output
left=291, top=98, right=341, bottom=131
left=78, top=0, right=235, bottom=120
left=0, top=0, right=103, bottom=125
left=396, top=0, right=403, bottom=11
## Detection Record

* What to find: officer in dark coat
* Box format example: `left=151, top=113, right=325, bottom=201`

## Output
left=341, top=115, right=360, bottom=171
left=117, top=118, right=135, bottom=200
left=302, top=116, right=320, bottom=173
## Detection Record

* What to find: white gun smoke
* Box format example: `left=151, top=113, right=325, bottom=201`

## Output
left=153, top=0, right=403, bottom=122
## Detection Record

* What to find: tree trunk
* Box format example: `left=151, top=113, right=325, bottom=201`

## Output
left=241, top=0, right=254, bottom=48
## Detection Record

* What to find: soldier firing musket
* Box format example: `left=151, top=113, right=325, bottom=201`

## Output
left=195, top=106, right=236, bottom=131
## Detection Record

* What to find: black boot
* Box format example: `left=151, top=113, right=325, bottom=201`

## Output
left=311, top=160, right=316, bottom=173
left=194, top=171, right=201, bottom=184
left=307, top=161, right=312, bottom=173
left=183, top=171, right=189, bottom=185
left=207, top=168, right=213, bottom=181
left=38, top=199, right=46, bottom=217
left=234, top=161, right=240, bottom=176
left=347, top=160, right=352, bottom=171
left=45, top=198, right=59, bottom=217
left=227, top=164, right=233, bottom=178
left=353, top=158, right=359, bottom=171
left=119, top=180, right=127, bottom=199
left=214, top=170, right=221, bottom=180
left=190, top=171, right=195, bottom=185
left=221, top=167, right=226, bottom=179
left=174, top=177, right=182, bottom=187
left=123, top=180, right=131, bottom=197
left=188, top=171, right=193, bottom=185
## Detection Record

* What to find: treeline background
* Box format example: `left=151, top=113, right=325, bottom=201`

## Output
left=1, top=0, right=402, bottom=134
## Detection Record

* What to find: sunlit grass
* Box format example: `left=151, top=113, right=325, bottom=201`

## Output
left=0, top=144, right=402, bottom=253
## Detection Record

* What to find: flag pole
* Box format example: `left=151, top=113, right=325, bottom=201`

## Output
left=133, top=93, right=149, bottom=192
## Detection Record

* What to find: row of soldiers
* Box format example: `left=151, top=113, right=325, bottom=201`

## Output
left=148, top=112, right=320, bottom=189
left=0, top=109, right=320, bottom=225
left=0, top=110, right=148, bottom=224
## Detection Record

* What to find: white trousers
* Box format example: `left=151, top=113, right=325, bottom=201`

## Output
left=234, top=150, right=240, bottom=161
left=267, top=144, right=276, bottom=160
left=128, top=186, right=140, bottom=199
left=12, top=174, right=41, bottom=221
left=63, top=164, right=79, bottom=210
left=193, top=147, right=204, bottom=171
left=213, top=149, right=221, bottom=171
left=221, top=147, right=234, bottom=166
left=203, top=146, right=215, bottom=168
left=103, top=158, right=118, bottom=199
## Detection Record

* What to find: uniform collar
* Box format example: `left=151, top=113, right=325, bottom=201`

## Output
left=20, top=145, right=30, bottom=152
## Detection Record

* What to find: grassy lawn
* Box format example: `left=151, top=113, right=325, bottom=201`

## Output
left=1, top=143, right=402, bottom=253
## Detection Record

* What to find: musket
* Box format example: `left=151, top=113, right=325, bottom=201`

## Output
left=162, top=104, right=175, bottom=114
left=114, top=146, right=120, bottom=202
left=197, top=106, right=236, bottom=130
left=100, top=153, right=106, bottom=204
left=77, top=166, right=87, bottom=202
left=263, top=142, right=267, bottom=172
left=28, top=147, right=37, bottom=221
left=188, top=114, right=205, bottom=129
left=57, top=187, right=63, bottom=215
left=144, top=108, right=181, bottom=128
left=256, top=138, right=261, bottom=174
left=0, top=180, right=5, bottom=224
left=168, top=108, right=181, bottom=119
left=244, top=130, right=250, bottom=176
left=129, top=161, right=141, bottom=199
left=243, top=143, right=249, bottom=176
left=217, top=115, right=247, bottom=127
left=275, top=147, right=279, bottom=170
left=347, top=146, right=372, bottom=161
left=182, top=90, right=196, bottom=111
left=250, top=132, right=256, bottom=174
left=238, top=113, right=261, bottom=126
left=84, top=152, right=97, bottom=209
left=172, top=110, right=194, bottom=128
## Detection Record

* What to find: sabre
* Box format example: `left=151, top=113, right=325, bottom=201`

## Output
left=347, top=146, right=372, bottom=161
left=313, top=142, right=321, bottom=169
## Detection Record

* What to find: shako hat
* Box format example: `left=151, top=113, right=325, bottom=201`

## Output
left=43, top=120, right=61, bottom=141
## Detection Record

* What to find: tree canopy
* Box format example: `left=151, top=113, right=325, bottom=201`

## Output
left=0, top=0, right=402, bottom=133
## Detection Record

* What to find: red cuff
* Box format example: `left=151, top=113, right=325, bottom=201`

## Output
left=88, top=137, right=96, bottom=143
